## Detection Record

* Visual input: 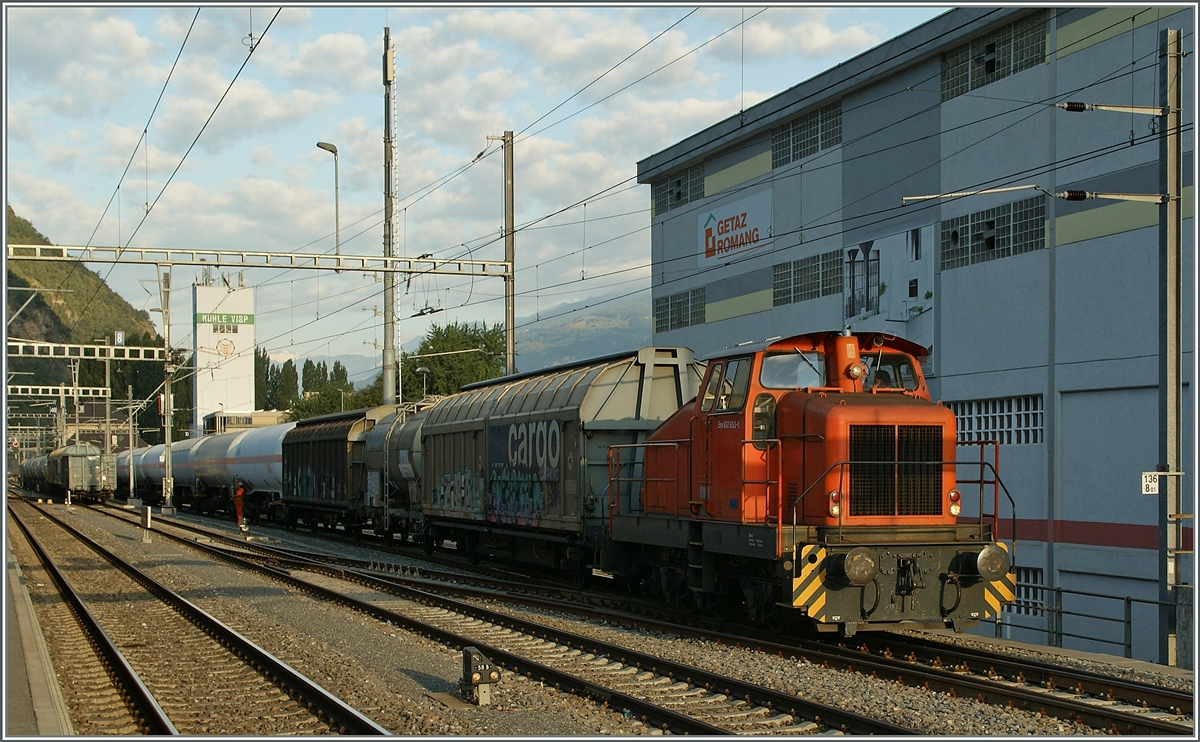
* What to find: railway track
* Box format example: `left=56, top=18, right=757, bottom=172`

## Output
left=94, top=502, right=1195, bottom=735
left=7, top=503, right=170, bottom=735
left=91, top=502, right=911, bottom=735
left=844, top=633, right=1193, bottom=729
left=8, top=497, right=387, bottom=735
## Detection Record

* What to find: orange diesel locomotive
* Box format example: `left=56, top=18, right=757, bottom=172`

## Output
left=608, top=329, right=1015, bottom=636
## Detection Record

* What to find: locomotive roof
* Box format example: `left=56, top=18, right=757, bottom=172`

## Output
left=699, top=331, right=928, bottom=361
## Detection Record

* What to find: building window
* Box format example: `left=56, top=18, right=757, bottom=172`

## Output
left=1006, top=566, right=1045, bottom=616
left=844, top=244, right=879, bottom=319
left=940, top=11, right=1046, bottom=102
left=213, top=324, right=239, bottom=334
left=772, top=101, right=842, bottom=169
left=773, top=249, right=843, bottom=307
left=940, top=195, right=1045, bottom=271
left=948, top=395, right=1043, bottom=445
left=651, top=164, right=705, bottom=216
left=654, top=287, right=705, bottom=332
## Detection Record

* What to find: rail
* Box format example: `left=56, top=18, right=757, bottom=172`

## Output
left=8, top=503, right=178, bottom=735
left=988, top=581, right=1176, bottom=662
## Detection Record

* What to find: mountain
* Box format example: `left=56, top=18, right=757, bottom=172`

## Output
left=514, top=290, right=651, bottom=373
left=6, top=205, right=174, bottom=443
left=6, top=204, right=158, bottom=345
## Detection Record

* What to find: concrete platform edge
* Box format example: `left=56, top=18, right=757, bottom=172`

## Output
left=7, top=540, right=75, bottom=735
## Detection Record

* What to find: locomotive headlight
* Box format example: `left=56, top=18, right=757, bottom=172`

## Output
left=846, top=363, right=865, bottom=380
left=827, top=490, right=842, bottom=517
left=948, top=489, right=962, bottom=516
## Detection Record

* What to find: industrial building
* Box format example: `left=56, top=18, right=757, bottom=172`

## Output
left=192, top=273, right=256, bottom=437
left=638, top=6, right=1194, bottom=664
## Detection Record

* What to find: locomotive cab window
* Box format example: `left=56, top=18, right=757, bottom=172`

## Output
left=715, top=357, right=752, bottom=411
left=700, top=362, right=724, bottom=412
left=760, top=349, right=825, bottom=389
left=864, top=352, right=918, bottom=390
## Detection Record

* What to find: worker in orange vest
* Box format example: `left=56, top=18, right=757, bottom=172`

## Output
left=234, top=480, right=248, bottom=533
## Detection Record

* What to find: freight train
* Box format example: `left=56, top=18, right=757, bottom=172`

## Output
left=21, top=442, right=117, bottom=503
left=40, top=331, right=1016, bottom=637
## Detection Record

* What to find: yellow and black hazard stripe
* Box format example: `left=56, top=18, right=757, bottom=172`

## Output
left=791, top=544, right=828, bottom=620
left=984, top=541, right=1016, bottom=618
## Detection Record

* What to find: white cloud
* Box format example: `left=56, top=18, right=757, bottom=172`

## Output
left=152, top=68, right=333, bottom=152
left=271, top=32, right=375, bottom=92
left=5, top=6, right=942, bottom=360
left=7, top=8, right=166, bottom=115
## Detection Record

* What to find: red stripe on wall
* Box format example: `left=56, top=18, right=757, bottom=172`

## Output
left=968, top=518, right=1193, bottom=551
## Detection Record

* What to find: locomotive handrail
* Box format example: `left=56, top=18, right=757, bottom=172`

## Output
left=788, top=458, right=1018, bottom=575
left=739, top=438, right=782, bottom=552
left=607, top=441, right=689, bottom=532
left=955, top=440, right=1001, bottom=543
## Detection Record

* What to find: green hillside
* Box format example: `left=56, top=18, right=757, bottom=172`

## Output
left=7, top=204, right=157, bottom=344
left=7, top=205, right=180, bottom=445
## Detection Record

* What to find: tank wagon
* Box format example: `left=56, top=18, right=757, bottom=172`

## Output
left=360, top=405, right=428, bottom=541
left=21, top=454, right=49, bottom=494
left=190, top=430, right=250, bottom=513
left=228, top=422, right=295, bottom=521
left=114, top=446, right=148, bottom=498
left=27, top=442, right=117, bottom=502
left=134, top=444, right=167, bottom=504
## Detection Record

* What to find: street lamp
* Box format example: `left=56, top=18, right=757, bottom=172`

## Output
left=316, top=141, right=340, bottom=259
left=416, top=367, right=430, bottom=399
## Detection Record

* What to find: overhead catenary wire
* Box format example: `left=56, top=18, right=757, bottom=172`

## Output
left=212, top=9, right=782, bottom=319
left=419, top=9, right=1169, bottom=308
left=206, top=10, right=1190, bottom=357
left=66, top=8, right=283, bottom=342
left=82, top=9, right=1184, bottom=382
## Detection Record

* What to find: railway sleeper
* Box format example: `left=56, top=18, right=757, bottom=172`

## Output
left=637, top=681, right=692, bottom=695
left=709, top=706, right=773, bottom=720
left=738, top=720, right=820, bottom=735
left=659, top=692, right=731, bottom=708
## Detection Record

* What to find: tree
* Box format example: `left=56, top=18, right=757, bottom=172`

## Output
left=286, top=367, right=378, bottom=422
left=265, top=362, right=280, bottom=411
left=255, top=346, right=271, bottom=409
left=330, top=361, right=350, bottom=391
left=400, top=321, right=505, bottom=402
left=277, top=359, right=299, bottom=410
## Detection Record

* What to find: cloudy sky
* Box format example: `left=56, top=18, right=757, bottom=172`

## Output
left=6, top=4, right=947, bottom=384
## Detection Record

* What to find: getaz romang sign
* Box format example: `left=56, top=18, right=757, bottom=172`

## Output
left=698, top=190, right=772, bottom=266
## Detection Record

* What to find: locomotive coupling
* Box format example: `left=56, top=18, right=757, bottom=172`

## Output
left=827, top=546, right=879, bottom=586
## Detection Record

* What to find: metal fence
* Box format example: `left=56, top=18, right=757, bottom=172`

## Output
left=984, top=581, right=1174, bottom=661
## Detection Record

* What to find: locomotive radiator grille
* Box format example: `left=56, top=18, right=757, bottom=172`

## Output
left=849, top=424, right=942, bottom=516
